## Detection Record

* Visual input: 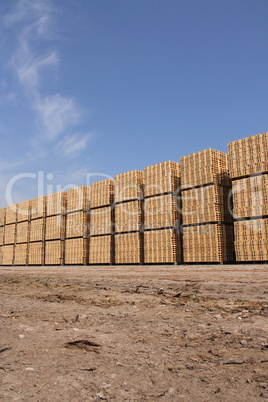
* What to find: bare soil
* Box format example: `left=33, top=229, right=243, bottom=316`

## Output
left=0, top=264, right=268, bottom=401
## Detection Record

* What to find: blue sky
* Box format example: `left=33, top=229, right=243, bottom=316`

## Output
left=0, top=0, right=267, bottom=206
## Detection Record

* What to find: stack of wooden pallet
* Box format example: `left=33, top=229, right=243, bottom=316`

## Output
left=228, top=132, right=268, bottom=261
left=0, top=208, right=4, bottom=264
left=28, top=196, right=46, bottom=265
left=45, top=192, right=66, bottom=265
left=143, top=161, right=182, bottom=264
left=228, top=132, right=268, bottom=179
left=182, top=185, right=232, bottom=225
left=90, top=179, right=114, bottom=209
left=65, top=186, right=90, bottom=265
left=115, top=170, right=144, bottom=202
left=90, top=207, right=112, bottom=236
left=14, top=200, right=31, bottom=265
left=89, top=180, right=114, bottom=264
left=46, top=191, right=67, bottom=216
left=0, top=208, right=5, bottom=265
left=2, top=204, right=17, bottom=265
left=144, top=161, right=180, bottom=197
left=181, top=148, right=230, bottom=188
left=144, top=228, right=180, bottom=264
left=114, top=201, right=142, bottom=233
left=114, top=171, right=144, bottom=264
left=66, top=186, right=90, bottom=213
left=89, top=235, right=114, bottom=265
left=114, top=232, right=142, bottom=264
left=2, top=244, right=14, bottom=266
left=45, top=240, right=64, bottom=265
left=31, top=196, right=46, bottom=220
left=181, top=149, right=234, bottom=263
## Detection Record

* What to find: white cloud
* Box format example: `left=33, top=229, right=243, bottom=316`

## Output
left=35, top=94, right=80, bottom=140
left=4, top=0, right=90, bottom=154
left=58, top=133, right=91, bottom=157
left=16, top=51, right=58, bottom=90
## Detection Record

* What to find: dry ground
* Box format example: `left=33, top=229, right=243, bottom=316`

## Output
left=0, top=264, right=268, bottom=401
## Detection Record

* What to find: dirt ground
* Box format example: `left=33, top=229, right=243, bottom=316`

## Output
left=0, top=264, right=268, bottom=401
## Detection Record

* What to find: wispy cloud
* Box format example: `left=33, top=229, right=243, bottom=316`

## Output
left=58, top=133, right=91, bottom=157
left=4, top=0, right=90, bottom=150
left=35, top=94, right=80, bottom=140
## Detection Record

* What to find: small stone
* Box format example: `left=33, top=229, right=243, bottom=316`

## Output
left=240, top=340, right=248, bottom=346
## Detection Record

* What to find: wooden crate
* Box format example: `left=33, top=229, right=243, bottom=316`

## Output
left=65, top=238, right=88, bottom=264
left=14, top=243, right=28, bottom=265
left=5, top=204, right=17, bottom=224
left=45, top=240, right=64, bottom=265
left=182, top=185, right=232, bottom=225
left=45, top=215, right=65, bottom=240
left=144, top=161, right=181, bottom=197
left=30, top=218, right=45, bottom=242
left=115, top=170, right=144, bottom=202
left=66, top=186, right=91, bottom=213
left=2, top=245, right=14, bottom=265
left=228, top=132, right=268, bottom=179
left=181, top=148, right=230, bottom=189
left=16, top=221, right=29, bottom=244
left=46, top=192, right=67, bottom=216
left=90, top=179, right=114, bottom=209
left=66, top=211, right=89, bottom=238
left=144, top=228, right=182, bottom=264
left=114, top=201, right=142, bottom=233
left=0, top=208, right=6, bottom=226
left=115, top=232, right=143, bottom=264
left=17, top=200, right=31, bottom=222
left=144, top=194, right=179, bottom=230
left=28, top=242, right=44, bottom=265
left=31, top=196, right=46, bottom=219
left=4, top=224, right=16, bottom=245
left=89, top=235, right=113, bottom=264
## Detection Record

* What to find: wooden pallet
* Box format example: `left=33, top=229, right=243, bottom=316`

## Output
left=144, top=161, right=181, bottom=197
left=114, top=201, right=142, bottom=233
left=144, top=228, right=182, bottom=264
left=46, top=192, right=67, bottom=216
left=16, top=221, right=29, bottom=244
left=181, top=148, right=230, bottom=189
left=90, top=207, right=112, bottom=236
left=65, top=238, right=88, bottom=265
left=0, top=208, right=6, bottom=226
left=45, top=240, right=64, bottom=265
left=66, top=186, right=91, bottom=213
left=14, top=243, right=28, bottom=265
left=31, top=196, right=46, bottom=219
left=144, top=194, right=179, bottom=230
left=45, top=215, right=65, bottom=240
left=28, top=242, right=44, bottom=265
left=89, top=235, right=113, bottom=264
left=228, top=132, right=268, bottom=179
left=114, top=232, right=143, bottom=264
left=90, top=179, right=114, bottom=209
left=2, top=245, right=14, bottom=265
left=114, top=170, right=144, bottom=203
left=66, top=211, right=89, bottom=238
left=17, top=200, right=31, bottom=222
left=30, top=218, right=45, bottom=242
left=5, top=204, right=17, bottom=224
left=4, top=224, right=16, bottom=245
